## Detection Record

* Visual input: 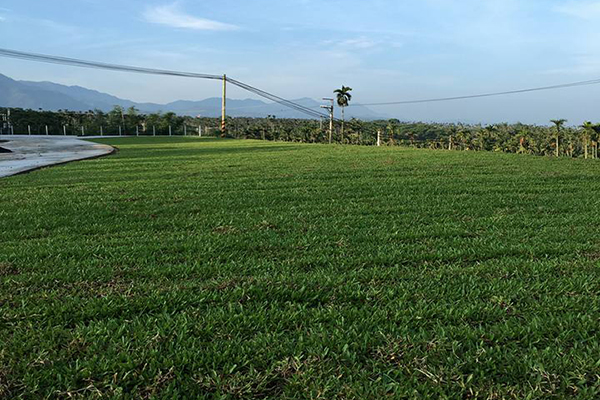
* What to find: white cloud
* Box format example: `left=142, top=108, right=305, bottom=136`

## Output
left=0, top=16, right=5, bottom=22
left=322, top=36, right=380, bottom=51
left=38, top=19, right=79, bottom=34
left=143, top=3, right=239, bottom=31
left=542, top=54, right=600, bottom=75
left=555, top=1, right=600, bottom=19
left=340, top=37, right=378, bottom=49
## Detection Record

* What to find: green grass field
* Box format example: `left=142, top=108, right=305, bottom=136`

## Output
left=2, top=137, right=600, bottom=399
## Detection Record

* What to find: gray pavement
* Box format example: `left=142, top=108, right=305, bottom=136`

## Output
left=0, top=135, right=115, bottom=178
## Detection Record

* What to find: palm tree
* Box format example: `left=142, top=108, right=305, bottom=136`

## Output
left=581, top=121, right=594, bottom=159
left=550, top=119, right=567, bottom=157
left=334, top=86, right=352, bottom=141
left=591, top=124, right=600, bottom=159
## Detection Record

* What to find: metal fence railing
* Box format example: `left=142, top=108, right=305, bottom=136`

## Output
left=0, top=124, right=222, bottom=137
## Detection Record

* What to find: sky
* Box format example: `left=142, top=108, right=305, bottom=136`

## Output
left=1, top=0, right=600, bottom=124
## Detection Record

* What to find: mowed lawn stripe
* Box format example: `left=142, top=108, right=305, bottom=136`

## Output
left=1, top=137, right=599, bottom=399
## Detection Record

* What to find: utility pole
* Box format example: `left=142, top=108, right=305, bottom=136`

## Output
left=221, top=74, right=227, bottom=136
left=321, top=98, right=334, bottom=144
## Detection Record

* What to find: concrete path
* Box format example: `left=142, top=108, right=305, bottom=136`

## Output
left=0, top=135, right=115, bottom=178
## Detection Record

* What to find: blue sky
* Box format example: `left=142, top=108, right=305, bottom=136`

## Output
left=1, top=0, right=600, bottom=124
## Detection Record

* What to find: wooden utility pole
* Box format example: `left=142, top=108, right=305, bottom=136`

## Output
left=221, top=74, right=227, bottom=136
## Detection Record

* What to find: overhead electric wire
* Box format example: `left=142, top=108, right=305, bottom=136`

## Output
left=225, top=77, right=331, bottom=119
left=0, top=48, right=224, bottom=80
left=0, top=48, right=327, bottom=119
left=5, top=47, right=596, bottom=117
left=228, top=83, right=327, bottom=118
left=350, top=78, right=600, bottom=107
left=227, top=83, right=324, bottom=118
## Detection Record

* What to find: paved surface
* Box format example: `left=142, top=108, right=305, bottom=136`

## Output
left=0, top=135, right=115, bottom=178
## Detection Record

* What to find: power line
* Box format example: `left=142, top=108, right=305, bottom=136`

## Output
left=226, top=77, right=331, bottom=119
left=350, top=79, right=600, bottom=107
left=0, top=48, right=223, bottom=80
left=0, top=48, right=328, bottom=119
left=6, top=48, right=596, bottom=117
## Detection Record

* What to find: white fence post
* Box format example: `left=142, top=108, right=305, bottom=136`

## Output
left=100, top=126, right=104, bottom=136
left=184, top=125, right=187, bottom=136
left=81, top=126, right=85, bottom=136
left=119, top=126, right=122, bottom=136
left=63, top=126, right=66, bottom=136
left=28, top=125, right=31, bottom=135
left=169, top=125, right=172, bottom=136
left=153, top=126, right=156, bottom=136
left=136, top=126, right=139, bottom=136
left=377, top=130, right=381, bottom=147
left=46, top=125, right=49, bottom=135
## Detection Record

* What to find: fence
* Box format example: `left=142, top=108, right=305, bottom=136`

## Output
left=0, top=124, right=222, bottom=137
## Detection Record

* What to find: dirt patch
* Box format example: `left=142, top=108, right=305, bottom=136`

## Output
left=0, top=263, right=19, bottom=277
left=212, top=225, right=238, bottom=235
left=584, top=251, right=600, bottom=261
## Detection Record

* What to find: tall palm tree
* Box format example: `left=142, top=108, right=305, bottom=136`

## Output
left=550, top=119, right=567, bottom=157
left=334, top=86, right=352, bottom=141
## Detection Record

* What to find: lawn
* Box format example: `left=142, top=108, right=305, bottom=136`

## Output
left=1, top=137, right=600, bottom=399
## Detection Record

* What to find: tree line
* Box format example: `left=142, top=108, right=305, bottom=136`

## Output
left=232, top=117, right=600, bottom=159
left=1, top=106, right=599, bottom=159
left=0, top=106, right=206, bottom=136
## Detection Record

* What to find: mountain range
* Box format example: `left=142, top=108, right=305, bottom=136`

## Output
left=0, top=73, right=383, bottom=120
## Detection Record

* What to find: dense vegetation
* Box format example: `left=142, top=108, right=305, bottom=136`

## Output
left=1, top=137, right=600, bottom=398
left=2, top=107, right=600, bottom=159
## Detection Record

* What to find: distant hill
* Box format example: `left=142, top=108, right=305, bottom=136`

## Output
left=0, top=74, right=384, bottom=120
left=0, top=74, right=89, bottom=111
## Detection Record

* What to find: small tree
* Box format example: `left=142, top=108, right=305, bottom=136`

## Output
left=591, top=125, right=600, bottom=159
left=550, top=119, right=567, bottom=157
left=581, top=121, right=594, bottom=159
left=107, top=106, right=124, bottom=133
